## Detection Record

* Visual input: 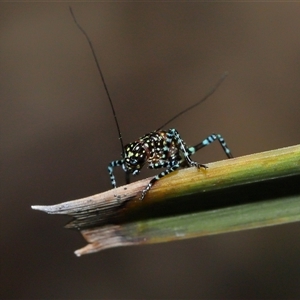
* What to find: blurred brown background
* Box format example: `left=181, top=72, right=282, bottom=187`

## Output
left=1, top=3, right=300, bottom=299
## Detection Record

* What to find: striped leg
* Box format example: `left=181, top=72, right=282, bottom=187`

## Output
left=189, top=133, right=233, bottom=158
left=108, top=159, right=123, bottom=188
left=167, top=128, right=205, bottom=168
left=140, top=160, right=180, bottom=200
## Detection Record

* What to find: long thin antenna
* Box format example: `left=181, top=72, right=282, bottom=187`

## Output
left=157, top=71, right=228, bottom=130
left=69, top=7, right=130, bottom=184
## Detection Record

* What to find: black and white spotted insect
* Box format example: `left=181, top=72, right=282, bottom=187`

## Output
left=70, top=8, right=233, bottom=201
left=108, top=130, right=232, bottom=200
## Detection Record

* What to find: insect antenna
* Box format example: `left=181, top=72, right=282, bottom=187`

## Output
left=157, top=71, right=228, bottom=130
left=69, top=7, right=130, bottom=184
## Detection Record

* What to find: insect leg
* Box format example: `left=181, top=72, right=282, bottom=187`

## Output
left=167, top=128, right=204, bottom=168
left=140, top=160, right=180, bottom=200
left=108, top=159, right=123, bottom=188
left=189, top=134, right=233, bottom=158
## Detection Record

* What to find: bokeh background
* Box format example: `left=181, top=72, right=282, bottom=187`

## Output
left=1, top=3, right=300, bottom=299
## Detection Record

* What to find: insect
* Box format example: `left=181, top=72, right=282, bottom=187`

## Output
left=70, top=8, right=233, bottom=201
left=109, top=130, right=232, bottom=200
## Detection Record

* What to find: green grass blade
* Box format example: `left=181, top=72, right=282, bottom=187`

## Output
left=31, top=144, right=300, bottom=256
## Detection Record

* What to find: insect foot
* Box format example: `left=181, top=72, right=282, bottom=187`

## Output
left=192, top=161, right=207, bottom=169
